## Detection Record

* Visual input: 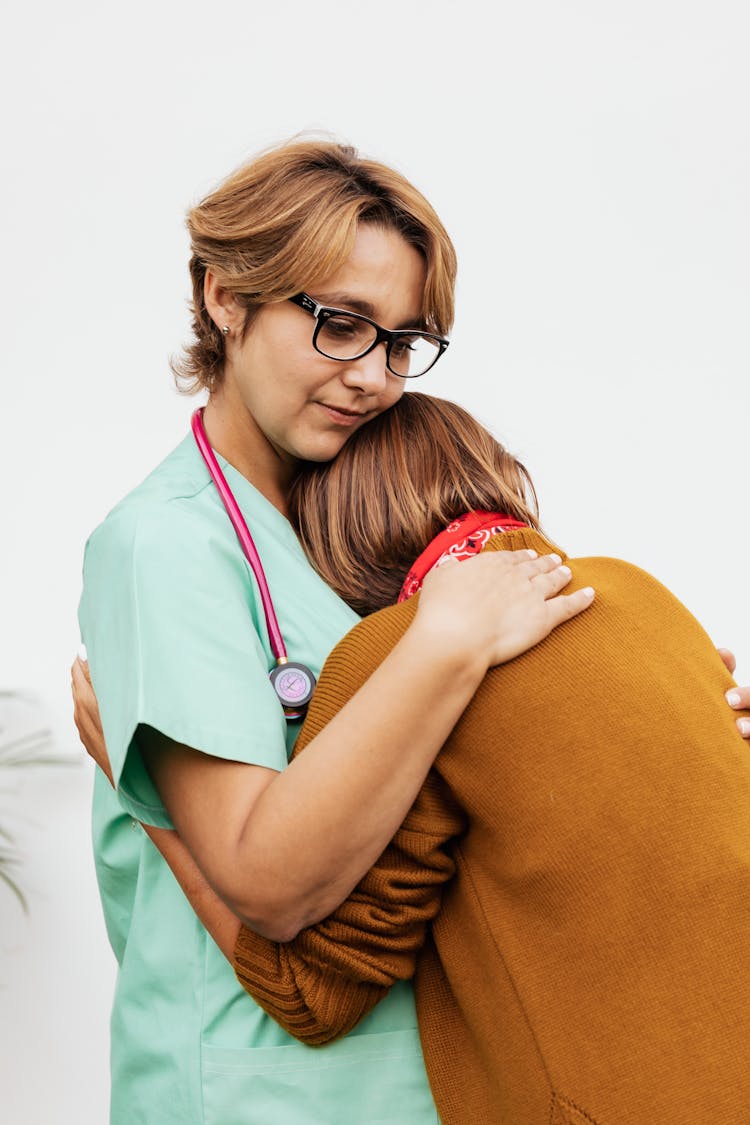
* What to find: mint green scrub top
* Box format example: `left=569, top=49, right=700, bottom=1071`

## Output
left=78, top=435, right=438, bottom=1125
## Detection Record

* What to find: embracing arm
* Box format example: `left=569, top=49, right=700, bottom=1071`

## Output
left=136, top=769, right=463, bottom=1043
left=102, top=546, right=590, bottom=942
left=232, top=770, right=465, bottom=1043
left=83, top=742, right=463, bottom=1042
left=74, top=638, right=750, bottom=962
left=74, top=650, right=463, bottom=1041
left=134, top=596, right=469, bottom=943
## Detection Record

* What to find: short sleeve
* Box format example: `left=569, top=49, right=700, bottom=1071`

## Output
left=79, top=500, right=288, bottom=828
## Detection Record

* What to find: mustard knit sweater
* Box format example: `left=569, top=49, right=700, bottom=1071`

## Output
left=234, top=529, right=750, bottom=1125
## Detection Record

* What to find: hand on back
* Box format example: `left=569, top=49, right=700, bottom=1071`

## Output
left=414, top=549, right=595, bottom=671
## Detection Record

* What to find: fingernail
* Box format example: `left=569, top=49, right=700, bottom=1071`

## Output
left=526, top=549, right=538, bottom=558
left=582, top=587, right=595, bottom=598
left=559, top=565, right=572, bottom=577
left=726, top=690, right=741, bottom=707
left=739, top=719, right=750, bottom=737
left=78, top=643, right=88, bottom=663
left=548, top=553, right=562, bottom=564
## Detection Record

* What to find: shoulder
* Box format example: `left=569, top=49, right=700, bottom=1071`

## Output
left=82, top=437, right=231, bottom=577
left=482, top=526, right=568, bottom=559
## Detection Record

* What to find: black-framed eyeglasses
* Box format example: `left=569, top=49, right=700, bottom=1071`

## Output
left=289, top=292, right=449, bottom=379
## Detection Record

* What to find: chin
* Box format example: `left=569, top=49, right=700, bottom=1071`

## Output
left=296, top=431, right=358, bottom=464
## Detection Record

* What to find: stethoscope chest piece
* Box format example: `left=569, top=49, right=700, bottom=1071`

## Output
left=270, top=661, right=317, bottom=720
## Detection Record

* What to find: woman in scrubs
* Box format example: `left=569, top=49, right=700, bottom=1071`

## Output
left=75, top=138, right=594, bottom=1125
left=84, top=393, right=750, bottom=1124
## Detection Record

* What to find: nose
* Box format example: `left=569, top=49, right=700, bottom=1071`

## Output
left=339, top=342, right=391, bottom=395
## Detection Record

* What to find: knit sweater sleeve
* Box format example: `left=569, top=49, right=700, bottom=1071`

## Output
left=233, top=597, right=466, bottom=1044
left=234, top=772, right=465, bottom=1044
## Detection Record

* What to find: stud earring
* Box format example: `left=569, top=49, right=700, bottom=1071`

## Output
left=221, top=325, right=230, bottom=336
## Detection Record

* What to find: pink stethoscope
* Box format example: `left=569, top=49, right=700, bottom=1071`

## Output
left=191, top=407, right=316, bottom=721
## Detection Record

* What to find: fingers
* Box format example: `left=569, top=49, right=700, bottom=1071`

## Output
left=71, top=656, right=86, bottom=692
left=71, top=653, right=100, bottom=748
left=545, top=585, right=596, bottom=626
left=528, top=560, right=573, bottom=599
left=720, top=648, right=748, bottom=738
left=70, top=658, right=86, bottom=739
left=490, top=550, right=593, bottom=629
left=77, top=644, right=92, bottom=684
left=531, top=551, right=595, bottom=625
left=717, top=647, right=737, bottom=675
left=71, top=657, right=92, bottom=708
left=725, top=685, right=750, bottom=738
left=519, top=550, right=562, bottom=575
left=502, top=551, right=567, bottom=586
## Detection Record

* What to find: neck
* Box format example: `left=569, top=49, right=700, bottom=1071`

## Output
left=202, top=387, right=295, bottom=517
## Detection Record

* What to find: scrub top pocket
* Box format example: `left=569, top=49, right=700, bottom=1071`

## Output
left=201, top=1028, right=440, bottom=1125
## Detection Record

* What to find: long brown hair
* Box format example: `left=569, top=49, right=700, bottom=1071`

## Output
left=290, top=393, right=540, bottom=616
left=173, top=138, right=457, bottom=392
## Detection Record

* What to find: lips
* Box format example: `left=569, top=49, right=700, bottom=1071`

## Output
left=317, top=403, right=369, bottom=426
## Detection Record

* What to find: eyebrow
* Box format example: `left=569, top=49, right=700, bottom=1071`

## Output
left=311, top=291, right=426, bottom=332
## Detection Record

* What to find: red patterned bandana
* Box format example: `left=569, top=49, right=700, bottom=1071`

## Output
left=398, top=510, right=528, bottom=602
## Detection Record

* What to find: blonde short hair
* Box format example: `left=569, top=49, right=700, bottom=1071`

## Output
left=173, top=139, right=457, bottom=393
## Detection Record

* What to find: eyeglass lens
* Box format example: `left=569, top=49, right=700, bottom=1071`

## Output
left=316, top=313, right=441, bottom=377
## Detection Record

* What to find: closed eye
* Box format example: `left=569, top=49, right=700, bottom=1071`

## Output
left=323, top=315, right=363, bottom=339
left=390, top=335, right=420, bottom=356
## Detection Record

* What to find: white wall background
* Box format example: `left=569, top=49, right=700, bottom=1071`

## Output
left=1, top=2, right=748, bottom=1121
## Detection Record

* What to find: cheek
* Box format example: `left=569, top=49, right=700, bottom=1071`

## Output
left=383, top=379, right=407, bottom=410
left=287, top=350, right=340, bottom=396
left=247, top=320, right=312, bottom=386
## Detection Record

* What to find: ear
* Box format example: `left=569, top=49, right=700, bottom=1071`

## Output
left=204, top=271, right=243, bottom=334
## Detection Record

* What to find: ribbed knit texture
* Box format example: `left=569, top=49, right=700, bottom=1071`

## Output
left=234, top=529, right=750, bottom=1124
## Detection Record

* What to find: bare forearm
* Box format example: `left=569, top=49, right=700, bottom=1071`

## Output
left=233, top=773, right=463, bottom=1043
left=157, top=613, right=483, bottom=939
left=232, top=618, right=484, bottom=937
left=143, top=824, right=240, bottom=960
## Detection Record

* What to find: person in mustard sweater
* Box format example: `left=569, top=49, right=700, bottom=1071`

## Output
left=79, top=393, right=750, bottom=1125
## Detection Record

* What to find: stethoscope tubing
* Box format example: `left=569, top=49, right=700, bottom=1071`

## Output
left=191, top=407, right=288, bottom=662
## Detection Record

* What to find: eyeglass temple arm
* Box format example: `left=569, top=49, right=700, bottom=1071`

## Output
left=289, top=293, right=319, bottom=316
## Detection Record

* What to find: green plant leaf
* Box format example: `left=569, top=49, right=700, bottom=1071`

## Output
left=0, top=690, right=69, bottom=911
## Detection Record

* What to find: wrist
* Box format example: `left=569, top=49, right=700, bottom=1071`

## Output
left=404, top=611, right=489, bottom=692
